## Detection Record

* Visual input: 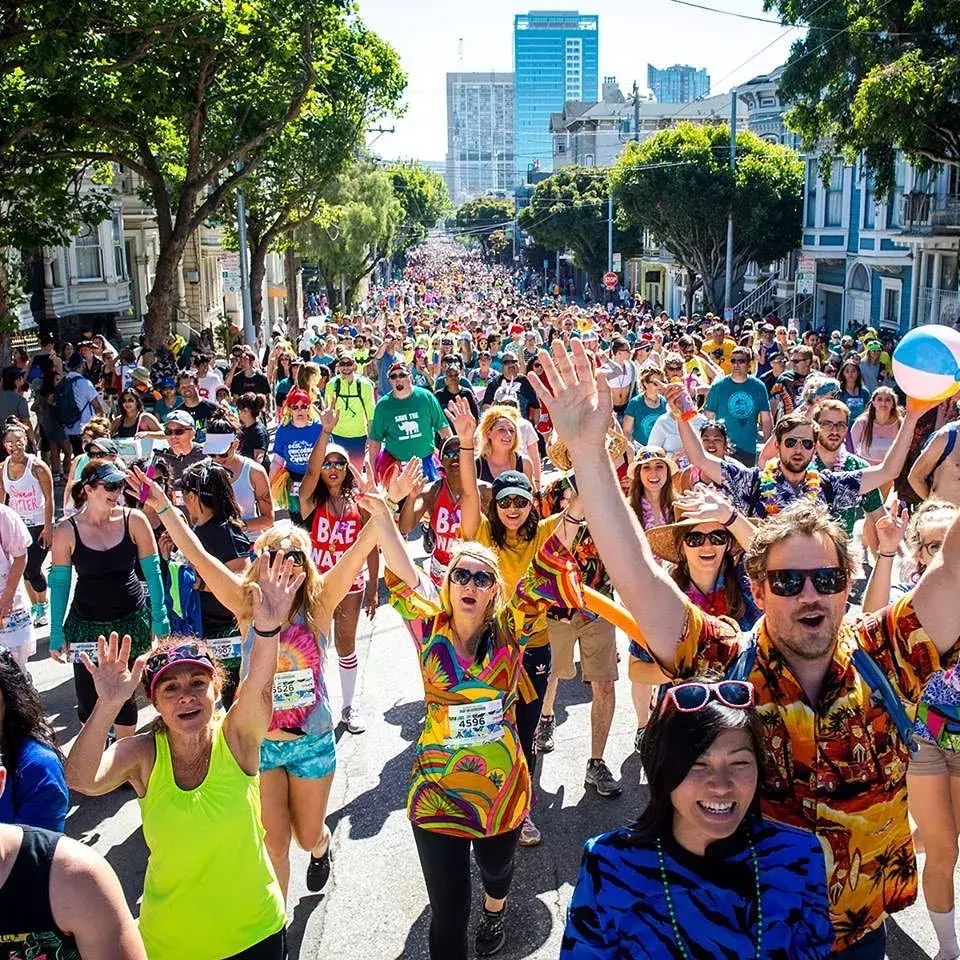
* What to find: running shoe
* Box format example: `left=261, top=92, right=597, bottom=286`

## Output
left=518, top=814, right=541, bottom=847
left=584, top=759, right=622, bottom=797
left=33, top=602, right=48, bottom=627
left=341, top=705, right=366, bottom=734
left=475, top=904, right=507, bottom=957
left=306, top=843, right=332, bottom=892
left=534, top=714, right=555, bottom=754
left=634, top=726, right=646, bottom=753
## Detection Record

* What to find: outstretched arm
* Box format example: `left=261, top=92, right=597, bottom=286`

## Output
left=859, top=403, right=932, bottom=493
left=448, top=397, right=481, bottom=540
left=913, top=506, right=960, bottom=654
left=662, top=382, right=724, bottom=485
left=529, top=341, right=688, bottom=667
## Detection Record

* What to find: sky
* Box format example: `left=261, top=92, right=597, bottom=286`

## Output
left=358, top=0, right=804, bottom=162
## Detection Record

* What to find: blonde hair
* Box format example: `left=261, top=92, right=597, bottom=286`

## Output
left=297, top=362, right=322, bottom=401
left=236, top=524, right=327, bottom=643
left=438, top=542, right=506, bottom=620
left=478, top=405, right=520, bottom=459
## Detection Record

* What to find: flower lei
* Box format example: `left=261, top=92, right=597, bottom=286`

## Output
left=759, top=458, right=822, bottom=516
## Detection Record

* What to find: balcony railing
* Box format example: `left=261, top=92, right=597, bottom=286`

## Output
left=917, top=286, right=960, bottom=326
left=902, top=192, right=960, bottom=230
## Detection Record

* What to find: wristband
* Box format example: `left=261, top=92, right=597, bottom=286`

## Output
left=877, top=551, right=897, bottom=558
left=722, top=510, right=738, bottom=527
left=157, top=504, right=172, bottom=517
left=253, top=624, right=283, bottom=637
left=459, top=446, right=475, bottom=451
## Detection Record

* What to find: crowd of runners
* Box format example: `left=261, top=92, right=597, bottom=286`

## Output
left=2, top=237, right=960, bottom=959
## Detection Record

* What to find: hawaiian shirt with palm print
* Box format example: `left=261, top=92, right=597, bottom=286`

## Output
left=662, top=593, right=958, bottom=952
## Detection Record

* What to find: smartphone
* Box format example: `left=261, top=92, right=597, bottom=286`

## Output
left=139, top=457, right=156, bottom=506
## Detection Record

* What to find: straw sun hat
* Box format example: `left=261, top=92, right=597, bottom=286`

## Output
left=645, top=512, right=740, bottom=565
left=547, top=429, right=627, bottom=471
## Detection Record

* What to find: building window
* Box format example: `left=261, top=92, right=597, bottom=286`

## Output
left=825, top=159, right=843, bottom=227
left=805, top=159, right=817, bottom=227
left=112, top=211, right=126, bottom=278
left=863, top=169, right=876, bottom=228
left=75, top=224, right=103, bottom=280
left=886, top=156, right=905, bottom=229
left=881, top=277, right=902, bottom=327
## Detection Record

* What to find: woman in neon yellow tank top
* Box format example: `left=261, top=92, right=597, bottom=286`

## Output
left=64, top=552, right=303, bottom=960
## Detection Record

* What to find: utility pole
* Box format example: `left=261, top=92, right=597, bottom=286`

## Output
left=607, top=192, right=614, bottom=273
left=723, top=90, right=737, bottom=318
left=235, top=186, right=254, bottom=346
left=632, top=80, right=640, bottom=142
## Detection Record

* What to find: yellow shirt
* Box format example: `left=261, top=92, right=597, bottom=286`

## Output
left=476, top=513, right=562, bottom=648
left=704, top=337, right=738, bottom=373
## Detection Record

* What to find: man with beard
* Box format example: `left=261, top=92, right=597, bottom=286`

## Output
left=811, top=399, right=886, bottom=538
left=672, top=394, right=919, bottom=522
left=534, top=339, right=960, bottom=959
left=175, top=372, right=218, bottom=443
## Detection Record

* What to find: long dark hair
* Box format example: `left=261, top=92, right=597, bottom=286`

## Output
left=180, top=460, right=243, bottom=529
left=312, top=454, right=357, bottom=510
left=483, top=495, right=539, bottom=549
left=631, top=684, right=763, bottom=844
left=71, top=460, right=109, bottom=509
left=0, top=650, right=64, bottom=779
left=670, top=531, right=746, bottom=623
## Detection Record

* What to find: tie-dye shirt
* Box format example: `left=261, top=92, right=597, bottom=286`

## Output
left=643, top=593, right=960, bottom=951
left=387, top=536, right=580, bottom=839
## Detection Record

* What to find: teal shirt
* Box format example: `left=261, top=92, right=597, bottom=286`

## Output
left=704, top=375, right=770, bottom=455
left=624, top=395, right=667, bottom=444
left=370, top=387, right=447, bottom=460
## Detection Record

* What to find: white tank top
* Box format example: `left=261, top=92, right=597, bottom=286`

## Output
left=2, top=455, right=46, bottom=526
left=232, top=458, right=258, bottom=522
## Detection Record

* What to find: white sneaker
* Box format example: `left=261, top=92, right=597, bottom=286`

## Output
left=33, top=602, right=48, bottom=627
left=341, top=705, right=366, bottom=734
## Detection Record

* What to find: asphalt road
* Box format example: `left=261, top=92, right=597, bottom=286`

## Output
left=23, top=535, right=957, bottom=960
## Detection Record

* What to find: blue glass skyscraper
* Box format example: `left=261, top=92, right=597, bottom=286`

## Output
left=513, top=11, right=599, bottom=186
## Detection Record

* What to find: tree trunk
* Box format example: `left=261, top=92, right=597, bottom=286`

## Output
left=285, top=247, right=302, bottom=342
left=144, top=233, right=188, bottom=348
left=684, top=268, right=696, bottom=319
left=249, top=242, right=267, bottom=341
left=324, top=278, right=339, bottom=312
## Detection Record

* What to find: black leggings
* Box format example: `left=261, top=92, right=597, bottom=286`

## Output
left=226, top=928, right=287, bottom=959
left=515, top=644, right=551, bottom=775
left=25, top=525, right=49, bottom=593
left=413, top=824, right=519, bottom=960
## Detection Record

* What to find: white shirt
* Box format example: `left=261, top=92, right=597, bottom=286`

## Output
left=196, top=370, right=224, bottom=400
left=62, top=373, right=100, bottom=436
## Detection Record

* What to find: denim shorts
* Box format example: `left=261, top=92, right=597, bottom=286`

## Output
left=260, top=731, right=336, bottom=780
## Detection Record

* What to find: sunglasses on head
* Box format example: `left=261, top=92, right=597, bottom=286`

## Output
left=661, top=680, right=754, bottom=715
left=449, top=567, right=497, bottom=590
left=497, top=494, right=530, bottom=509
left=165, top=427, right=188, bottom=437
left=765, top=567, right=848, bottom=597
left=682, top=529, right=731, bottom=548
left=782, top=436, right=815, bottom=449
left=265, top=548, right=306, bottom=567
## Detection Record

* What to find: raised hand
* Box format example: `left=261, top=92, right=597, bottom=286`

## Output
left=80, top=632, right=147, bottom=706
left=445, top=396, right=477, bottom=445
left=527, top=340, right=611, bottom=454
left=876, top=506, right=909, bottom=556
left=320, top=406, right=340, bottom=435
left=126, top=464, right=167, bottom=513
left=386, top=457, right=424, bottom=504
left=250, top=551, right=305, bottom=634
left=674, top=487, right=736, bottom=524
left=349, top=462, right=393, bottom=519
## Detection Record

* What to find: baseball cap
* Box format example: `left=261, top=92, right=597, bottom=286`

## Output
left=158, top=376, right=176, bottom=389
left=144, top=642, right=216, bottom=699
left=491, top=470, right=534, bottom=503
left=165, top=410, right=196, bottom=429
left=86, top=437, right=119, bottom=456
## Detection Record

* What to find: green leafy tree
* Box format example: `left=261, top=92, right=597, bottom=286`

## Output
left=0, top=0, right=396, bottom=345
left=611, top=123, right=804, bottom=311
left=235, top=24, right=405, bottom=338
left=388, top=163, right=452, bottom=260
left=518, top=166, right=642, bottom=282
left=454, top=197, right=515, bottom=258
left=766, top=0, right=960, bottom=195
left=295, top=164, right=402, bottom=311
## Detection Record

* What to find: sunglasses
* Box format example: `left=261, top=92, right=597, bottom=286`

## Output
left=337, top=361, right=355, bottom=367
left=782, top=437, right=815, bottom=450
left=98, top=480, right=124, bottom=493
left=665, top=364, right=683, bottom=372
left=730, top=357, right=750, bottom=364
left=766, top=567, right=848, bottom=597
left=210, top=450, right=232, bottom=460
left=388, top=372, right=408, bottom=381
left=441, top=447, right=461, bottom=460
left=289, top=404, right=310, bottom=411
left=322, top=458, right=347, bottom=469
left=662, top=680, right=755, bottom=715
left=682, top=529, right=731, bottom=548
left=165, top=427, right=188, bottom=437
left=496, top=494, right=531, bottom=509
left=449, top=567, right=497, bottom=590
left=265, top=548, right=306, bottom=567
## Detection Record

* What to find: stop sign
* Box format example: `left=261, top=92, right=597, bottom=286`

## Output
left=603, top=271, right=618, bottom=290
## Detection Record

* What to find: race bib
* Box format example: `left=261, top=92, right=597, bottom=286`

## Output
left=445, top=699, right=504, bottom=747
left=273, top=668, right=316, bottom=712
left=208, top=636, right=242, bottom=661
left=68, top=641, right=99, bottom=663
left=289, top=481, right=301, bottom=497
left=0, top=608, right=31, bottom=636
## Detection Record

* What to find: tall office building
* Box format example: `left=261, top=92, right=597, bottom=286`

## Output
left=513, top=11, right=599, bottom=185
left=646, top=63, right=710, bottom=103
left=445, top=72, right=515, bottom=206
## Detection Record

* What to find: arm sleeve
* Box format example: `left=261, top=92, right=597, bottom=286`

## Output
left=141, top=552, right=172, bottom=636
left=48, top=564, right=72, bottom=651
left=14, top=742, right=69, bottom=832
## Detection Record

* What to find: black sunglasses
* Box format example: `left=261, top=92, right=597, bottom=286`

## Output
left=266, top=548, right=306, bottom=567
left=682, top=529, right=731, bottom=548
left=98, top=480, right=124, bottom=493
left=782, top=436, right=815, bottom=450
left=496, top=494, right=531, bottom=509
left=766, top=567, right=848, bottom=597
left=449, top=567, right=496, bottom=590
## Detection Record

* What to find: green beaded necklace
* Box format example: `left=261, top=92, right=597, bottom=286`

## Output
left=655, top=832, right=763, bottom=959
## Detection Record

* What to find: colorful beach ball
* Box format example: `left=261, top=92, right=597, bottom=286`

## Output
left=892, top=325, right=960, bottom=402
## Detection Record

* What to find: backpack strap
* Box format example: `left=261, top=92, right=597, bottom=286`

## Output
left=725, top=620, right=761, bottom=681
left=926, top=425, right=958, bottom=483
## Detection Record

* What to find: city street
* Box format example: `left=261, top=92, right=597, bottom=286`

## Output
left=26, top=533, right=955, bottom=960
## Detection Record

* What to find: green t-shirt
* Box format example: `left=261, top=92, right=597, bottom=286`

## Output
left=813, top=451, right=884, bottom=536
left=370, top=387, right=447, bottom=460
left=624, top=394, right=667, bottom=445
left=704, top=375, right=770, bottom=455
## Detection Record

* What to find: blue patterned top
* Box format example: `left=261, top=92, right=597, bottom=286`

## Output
left=562, top=816, right=833, bottom=959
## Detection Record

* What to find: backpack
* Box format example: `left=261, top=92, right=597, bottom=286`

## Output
left=727, top=622, right=918, bottom=754
left=52, top=375, right=84, bottom=426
